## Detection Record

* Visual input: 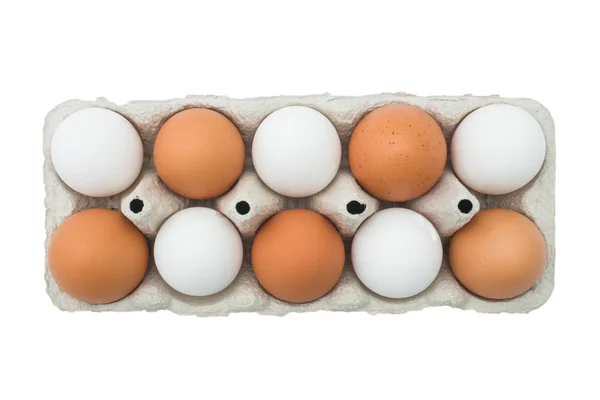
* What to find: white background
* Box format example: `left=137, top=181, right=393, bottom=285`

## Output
left=1, top=1, right=598, bottom=399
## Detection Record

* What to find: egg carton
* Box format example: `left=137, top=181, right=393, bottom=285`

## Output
left=43, top=93, right=555, bottom=315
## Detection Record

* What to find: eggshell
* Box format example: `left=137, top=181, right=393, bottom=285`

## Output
left=449, top=208, right=547, bottom=300
left=51, top=107, right=144, bottom=197
left=451, top=104, right=546, bottom=195
left=251, top=209, right=345, bottom=303
left=154, top=207, right=243, bottom=297
left=348, top=103, right=447, bottom=202
left=351, top=208, right=443, bottom=299
left=252, top=106, right=341, bottom=197
left=48, top=208, right=149, bottom=304
left=153, top=108, right=245, bottom=199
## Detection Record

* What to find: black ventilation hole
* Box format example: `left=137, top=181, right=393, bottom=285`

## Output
left=458, top=199, right=473, bottom=214
left=236, top=201, right=250, bottom=215
left=347, top=200, right=367, bottom=215
left=129, top=199, right=144, bottom=214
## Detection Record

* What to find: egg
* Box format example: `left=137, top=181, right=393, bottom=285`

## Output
left=351, top=208, right=443, bottom=298
left=348, top=104, right=447, bottom=202
left=251, top=209, right=345, bottom=303
left=154, top=207, right=243, bottom=296
left=153, top=108, right=245, bottom=200
left=51, top=107, right=144, bottom=197
left=48, top=208, right=149, bottom=304
left=451, top=104, right=546, bottom=195
left=449, top=208, right=547, bottom=300
left=252, top=106, right=341, bottom=197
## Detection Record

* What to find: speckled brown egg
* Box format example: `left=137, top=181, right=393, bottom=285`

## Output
left=153, top=108, right=245, bottom=200
left=251, top=209, right=345, bottom=303
left=48, top=208, right=149, bottom=304
left=449, top=208, right=547, bottom=300
left=348, top=104, right=447, bottom=202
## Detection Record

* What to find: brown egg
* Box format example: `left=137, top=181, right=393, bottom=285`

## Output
left=251, top=209, right=345, bottom=303
left=153, top=108, right=245, bottom=199
left=48, top=208, right=149, bottom=304
left=348, top=103, right=447, bottom=202
left=449, top=208, right=547, bottom=300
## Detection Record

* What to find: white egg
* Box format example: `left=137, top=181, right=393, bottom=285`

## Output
left=351, top=208, right=443, bottom=299
left=51, top=107, right=144, bottom=197
left=450, top=104, right=546, bottom=195
left=252, top=106, right=341, bottom=197
left=154, top=207, right=243, bottom=297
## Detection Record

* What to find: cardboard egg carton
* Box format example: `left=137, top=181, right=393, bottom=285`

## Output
left=43, top=93, right=555, bottom=315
